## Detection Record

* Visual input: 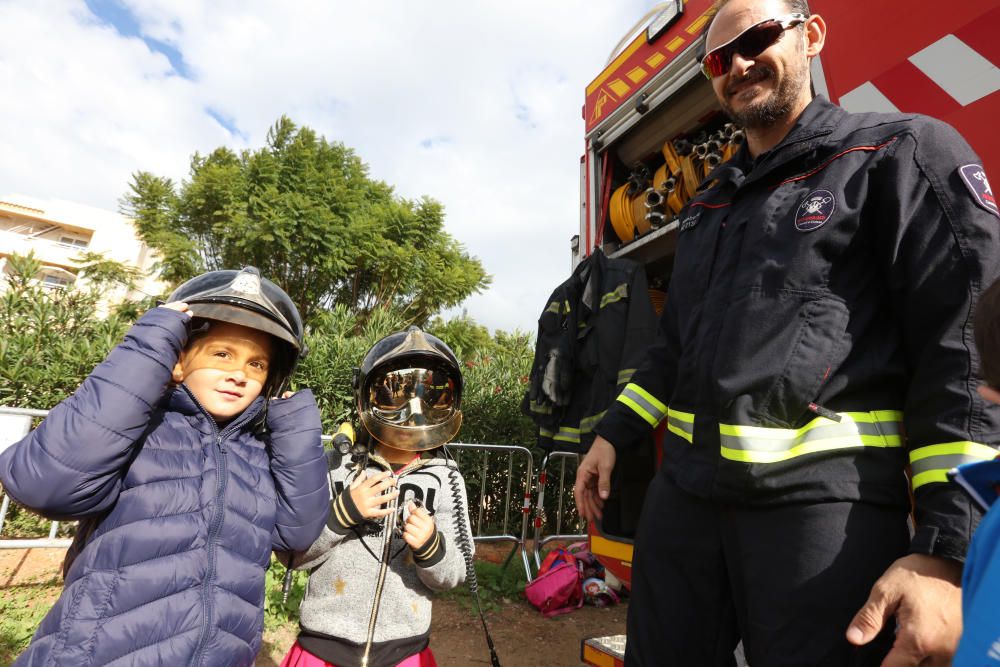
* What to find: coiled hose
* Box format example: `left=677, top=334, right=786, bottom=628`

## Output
left=444, top=446, right=501, bottom=667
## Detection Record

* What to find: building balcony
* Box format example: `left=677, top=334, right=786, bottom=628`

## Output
left=0, top=230, right=85, bottom=270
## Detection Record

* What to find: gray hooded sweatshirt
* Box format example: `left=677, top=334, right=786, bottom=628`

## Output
left=291, top=448, right=472, bottom=667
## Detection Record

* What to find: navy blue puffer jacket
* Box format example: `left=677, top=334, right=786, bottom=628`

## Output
left=0, top=308, right=330, bottom=666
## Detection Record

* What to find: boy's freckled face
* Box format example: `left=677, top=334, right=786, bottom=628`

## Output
left=172, top=321, right=273, bottom=422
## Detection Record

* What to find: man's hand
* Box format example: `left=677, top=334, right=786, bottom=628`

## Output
left=348, top=470, right=398, bottom=519
left=846, top=553, right=963, bottom=667
left=402, top=502, right=435, bottom=550
left=573, top=436, right=617, bottom=522
left=159, top=301, right=190, bottom=317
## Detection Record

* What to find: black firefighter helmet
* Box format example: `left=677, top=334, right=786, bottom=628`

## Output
left=355, top=326, right=463, bottom=452
left=167, top=266, right=305, bottom=397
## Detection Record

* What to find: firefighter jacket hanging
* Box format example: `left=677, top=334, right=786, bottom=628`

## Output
left=595, top=96, right=1000, bottom=561
left=524, top=248, right=658, bottom=453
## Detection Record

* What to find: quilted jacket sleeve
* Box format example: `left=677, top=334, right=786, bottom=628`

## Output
left=291, top=451, right=352, bottom=570
left=0, top=307, right=189, bottom=519
left=266, top=388, right=330, bottom=552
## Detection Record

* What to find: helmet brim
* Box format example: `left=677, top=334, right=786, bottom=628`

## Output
left=188, top=302, right=301, bottom=351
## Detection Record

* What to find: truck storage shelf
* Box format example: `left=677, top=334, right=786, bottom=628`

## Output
left=609, top=218, right=679, bottom=265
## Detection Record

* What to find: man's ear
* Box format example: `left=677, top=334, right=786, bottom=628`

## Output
left=804, top=14, right=827, bottom=58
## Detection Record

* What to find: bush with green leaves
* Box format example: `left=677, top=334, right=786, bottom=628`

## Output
left=0, top=255, right=551, bottom=539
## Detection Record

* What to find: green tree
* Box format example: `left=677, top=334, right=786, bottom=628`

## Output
left=121, top=116, right=490, bottom=324
left=0, top=252, right=131, bottom=410
left=428, top=310, right=494, bottom=363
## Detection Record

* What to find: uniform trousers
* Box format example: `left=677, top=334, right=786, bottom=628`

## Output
left=624, top=470, right=910, bottom=667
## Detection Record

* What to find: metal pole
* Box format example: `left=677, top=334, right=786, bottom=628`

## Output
left=502, top=452, right=513, bottom=535
left=0, top=494, right=10, bottom=536
left=477, top=451, right=488, bottom=537
left=556, top=456, right=567, bottom=535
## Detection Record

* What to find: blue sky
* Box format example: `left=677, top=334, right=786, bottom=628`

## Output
left=1, top=0, right=650, bottom=332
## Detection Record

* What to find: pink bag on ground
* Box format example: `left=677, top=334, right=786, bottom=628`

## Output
left=524, top=548, right=584, bottom=617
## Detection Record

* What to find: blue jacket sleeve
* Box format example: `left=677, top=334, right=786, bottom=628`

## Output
left=0, top=307, right=189, bottom=519
left=266, top=388, right=330, bottom=551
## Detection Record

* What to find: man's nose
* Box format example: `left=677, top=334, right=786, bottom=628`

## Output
left=227, top=369, right=248, bottom=383
left=729, top=51, right=756, bottom=77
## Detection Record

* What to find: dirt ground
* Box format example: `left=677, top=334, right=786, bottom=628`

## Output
left=1, top=546, right=627, bottom=667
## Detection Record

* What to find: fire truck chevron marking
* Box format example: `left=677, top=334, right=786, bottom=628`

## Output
left=839, top=35, right=998, bottom=115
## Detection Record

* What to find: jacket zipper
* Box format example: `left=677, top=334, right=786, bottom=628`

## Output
left=186, top=388, right=261, bottom=666
left=360, top=457, right=426, bottom=667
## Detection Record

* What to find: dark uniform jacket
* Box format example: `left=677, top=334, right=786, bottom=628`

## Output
left=596, top=96, right=1000, bottom=560
left=0, top=308, right=330, bottom=666
left=525, top=249, right=658, bottom=452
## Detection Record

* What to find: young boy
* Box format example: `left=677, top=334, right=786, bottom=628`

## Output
left=953, top=276, right=1000, bottom=665
left=0, top=267, right=329, bottom=667
left=282, top=327, right=473, bottom=667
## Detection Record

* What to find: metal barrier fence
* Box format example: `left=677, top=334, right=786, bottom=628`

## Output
left=1, top=407, right=577, bottom=585
left=319, top=435, right=537, bottom=581
left=531, top=450, right=586, bottom=569
left=0, top=407, right=72, bottom=549
left=0, top=414, right=544, bottom=581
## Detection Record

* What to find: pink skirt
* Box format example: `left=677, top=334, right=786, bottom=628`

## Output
left=279, top=641, right=438, bottom=667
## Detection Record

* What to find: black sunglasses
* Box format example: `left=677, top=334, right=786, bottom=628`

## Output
left=701, top=13, right=807, bottom=79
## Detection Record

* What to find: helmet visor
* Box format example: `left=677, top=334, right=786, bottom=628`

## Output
left=366, top=365, right=459, bottom=427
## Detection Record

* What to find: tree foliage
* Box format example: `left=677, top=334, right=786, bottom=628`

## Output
left=1, top=251, right=546, bottom=544
left=121, top=116, right=490, bottom=324
left=0, top=252, right=131, bottom=410
left=427, top=310, right=494, bottom=363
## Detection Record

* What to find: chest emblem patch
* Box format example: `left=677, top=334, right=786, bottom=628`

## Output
left=959, top=164, right=998, bottom=217
left=678, top=211, right=701, bottom=232
left=795, top=190, right=836, bottom=232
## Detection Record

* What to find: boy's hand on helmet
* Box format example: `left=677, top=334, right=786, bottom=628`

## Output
left=349, top=470, right=398, bottom=519
left=159, top=301, right=191, bottom=317
left=402, top=501, right=434, bottom=549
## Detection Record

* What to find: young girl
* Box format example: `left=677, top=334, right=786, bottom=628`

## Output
left=283, top=327, right=474, bottom=667
left=0, top=267, right=329, bottom=667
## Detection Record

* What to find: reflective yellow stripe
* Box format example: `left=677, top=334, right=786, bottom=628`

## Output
left=617, top=368, right=636, bottom=386
left=528, top=400, right=553, bottom=415
left=719, top=411, right=903, bottom=463
left=617, top=383, right=667, bottom=427
left=600, top=283, right=629, bottom=309
left=553, top=426, right=581, bottom=443
left=545, top=301, right=560, bottom=314
left=667, top=422, right=693, bottom=443
left=580, top=411, right=607, bottom=433
left=666, top=407, right=694, bottom=443
left=908, top=441, right=998, bottom=462
left=909, top=441, right=998, bottom=490
left=667, top=408, right=694, bottom=424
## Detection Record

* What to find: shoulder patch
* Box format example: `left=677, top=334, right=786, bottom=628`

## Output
left=795, top=189, right=836, bottom=232
left=959, top=164, right=998, bottom=217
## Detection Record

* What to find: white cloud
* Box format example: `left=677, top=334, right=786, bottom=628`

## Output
left=0, top=0, right=649, bottom=332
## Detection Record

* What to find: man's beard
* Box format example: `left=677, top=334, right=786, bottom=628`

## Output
left=720, top=60, right=808, bottom=130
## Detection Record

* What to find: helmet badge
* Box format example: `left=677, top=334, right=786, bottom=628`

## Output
left=230, top=271, right=262, bottom=295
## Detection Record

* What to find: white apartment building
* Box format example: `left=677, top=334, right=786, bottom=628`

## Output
left=0, top=194, right=166, bottom=312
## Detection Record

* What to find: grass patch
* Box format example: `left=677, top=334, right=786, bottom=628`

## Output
left=0, top=576, right=61, bottom=664
left=437, top=558, right=528, bottom=613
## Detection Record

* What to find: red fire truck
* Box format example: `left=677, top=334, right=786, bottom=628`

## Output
left=578, top=2, right=1000, bottom=665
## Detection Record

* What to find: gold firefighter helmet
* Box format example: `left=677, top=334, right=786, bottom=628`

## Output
left=354, top=326, right=463, bottom=452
